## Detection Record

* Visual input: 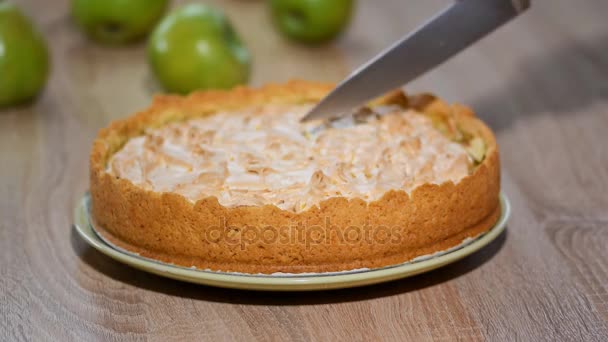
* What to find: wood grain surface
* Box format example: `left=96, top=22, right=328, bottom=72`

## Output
left=1, top=0, right=607, bottom=340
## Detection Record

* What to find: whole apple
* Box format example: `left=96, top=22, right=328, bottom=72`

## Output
left=71, top=0, right=168, bottom=44
left=148, top=4, right=250, bottom=94
left=0, top=2, right=49, bottom=108
left=270, top=0, right=353, bottom=44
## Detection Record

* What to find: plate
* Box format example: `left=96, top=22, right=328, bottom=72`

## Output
left=74, top=193, right=510, bottom=291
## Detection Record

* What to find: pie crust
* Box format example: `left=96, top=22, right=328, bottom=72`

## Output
left=89, top=80, right=500, bottom=274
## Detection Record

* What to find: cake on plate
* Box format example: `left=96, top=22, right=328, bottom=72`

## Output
left=89, top=81, right=500, bottom=273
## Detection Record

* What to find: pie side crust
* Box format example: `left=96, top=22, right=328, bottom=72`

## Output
left=89, top=80, right=501, bottom=274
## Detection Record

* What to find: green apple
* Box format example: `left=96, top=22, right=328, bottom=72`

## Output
left=0, top=2, right=49, bottom=108
left=148, top=4, right=250, bottom=94
left=270, top=0, right=353, bottom=44
left=71, top=0, right=168, bottom=44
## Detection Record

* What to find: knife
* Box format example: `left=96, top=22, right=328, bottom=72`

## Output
left=301, top=0, right=530, bottom=122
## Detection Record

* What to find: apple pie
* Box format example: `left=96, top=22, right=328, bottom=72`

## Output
left=89, top=81, right=500, bottom=273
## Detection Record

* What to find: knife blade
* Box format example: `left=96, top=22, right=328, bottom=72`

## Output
left=301, top=0, right=530, bottom=122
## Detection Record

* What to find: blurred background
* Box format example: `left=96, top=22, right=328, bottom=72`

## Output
left=3, top=0, right=606, bottom=120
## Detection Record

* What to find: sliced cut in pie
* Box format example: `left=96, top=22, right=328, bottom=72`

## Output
left=89, top=81, right=500, bottom=274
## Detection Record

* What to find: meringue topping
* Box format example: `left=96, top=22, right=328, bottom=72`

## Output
left=107, top=104, right=472, bottom=212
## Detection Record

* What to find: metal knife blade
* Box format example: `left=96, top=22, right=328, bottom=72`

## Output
left=301, top=0, right=530, bottom=122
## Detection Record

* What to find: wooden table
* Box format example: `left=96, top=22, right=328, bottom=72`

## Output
left=2, top=0, right=607, bottom=340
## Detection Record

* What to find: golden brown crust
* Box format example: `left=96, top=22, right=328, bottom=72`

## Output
left=89, top=80, right=500, bottom=274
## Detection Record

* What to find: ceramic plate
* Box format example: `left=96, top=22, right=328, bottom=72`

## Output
left=74, top=193, right=509, bottom=291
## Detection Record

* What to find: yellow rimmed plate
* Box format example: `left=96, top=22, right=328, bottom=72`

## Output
left=73, top=192, right=509, bottom=291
